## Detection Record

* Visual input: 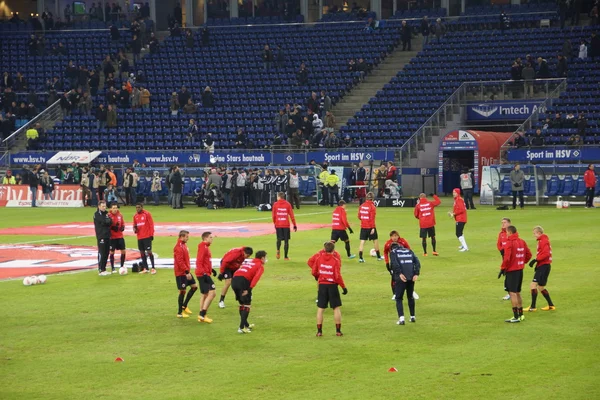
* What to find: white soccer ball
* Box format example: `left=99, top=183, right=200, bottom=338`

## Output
left=369, top=248, right=377, bottom=257
left=119, top=267, right=128, bottom=275
left=36, top=275, right=47, bottom=284
left=29, top=276, right=38, bottom=285
left=23, top=276, right=33, bottom=286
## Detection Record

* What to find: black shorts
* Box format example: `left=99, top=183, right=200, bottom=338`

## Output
left=197, top=275, right=216, bottom=294
left=231, top=276, right=252, bottom=305
left=110, top=238, right=126, bottom=251
left=331, top=229, right=349, bottom=242
left=222, top=268, right=236, bottom=280
left=419, top=227, right=436, bottom=239
left=276, top=227, right=291, bottom=241
left=138, top=237, right=153, bottom=252
left=359, top=227, right=378, bottom=241
left=175, top=275, right=196, bottom=290
left=455, top=222, right=466, bottom=237
left=317, top=284, right=342, bottom=309
left=533, top=264, right=551, bottom=286
left=505, top=270, right=523, bottom=293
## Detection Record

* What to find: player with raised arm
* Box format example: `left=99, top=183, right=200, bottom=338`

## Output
left=524, top=226, right=555, bottom=312
left=310, top=242, right=347, bottom=337
left=357, top=192, right=382, bottom=263
left=174, top=230, right=198, bottom=318
left=232, top=251, right=267, bottom=333
left=414, top=193, right=441, bottom=256
left=272, top=192, right=297, bottom=260
left=217, top=246, right=253, bottom=309
left=330, top=200, right=356, bottom=259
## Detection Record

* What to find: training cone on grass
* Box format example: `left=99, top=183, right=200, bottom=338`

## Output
left=388, top=367, right=398, bottom=372
left=115, top=357, right=124, bottom=362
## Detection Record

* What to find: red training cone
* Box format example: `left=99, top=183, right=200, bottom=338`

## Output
left=115, top=357, right=124, bottom=362
left=388, top=367, right=398, bottom=372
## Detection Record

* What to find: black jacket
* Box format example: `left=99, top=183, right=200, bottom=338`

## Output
left=171, top=171, right=183, bottom=194
left=389, top=245, right=421, bottom=280
left=94, top=209, right=112, bottom=239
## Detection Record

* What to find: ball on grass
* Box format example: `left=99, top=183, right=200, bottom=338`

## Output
left=118, top=267, right=128, bottom=275
left=37, top=275, right=47, bottom=284
left=23, top=276, right=33, bottom=286
left=29, top=276, right=38, bottom=285
left=369, top=248, right=377, bottom=257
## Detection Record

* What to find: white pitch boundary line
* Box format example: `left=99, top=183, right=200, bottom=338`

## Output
left=227, top=210, right=332, bottom=223
left=11, top=235, right=96, bottom=245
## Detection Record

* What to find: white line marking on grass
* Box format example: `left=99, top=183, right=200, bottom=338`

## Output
left=11, top=235, right=95, bottom=245
left=227, top=211, right=331, bottom=223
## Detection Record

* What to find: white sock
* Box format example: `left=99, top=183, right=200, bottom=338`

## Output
left=459, top=236, right=468, bottom=249
left=399, top=316, right=405, bottom=322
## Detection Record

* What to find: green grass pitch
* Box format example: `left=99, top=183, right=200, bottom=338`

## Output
left=0, top=203, right=599, bottom=399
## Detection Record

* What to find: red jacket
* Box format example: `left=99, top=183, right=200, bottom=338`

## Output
left=453, top=194, right=467, bottom=223
left=497, top=229, right=508, bottom=252
left=195, top=241, right=212, bottom=276
left=109, top=211, right=125, bottom=239
left=501, top=233, right=532, bottom=272
left=173, top=239, right=190, bottom=277
left=332, top=206, right=350, bottom=230
left=234, top=258, right=265, bottom=288
left=310, top=252, right=345, bottom=288
left=133, top=210, right=154, bottom=240
left=383, top=238, right=411, bottom=263
left=535, top=234, right=552, bottom=266
left=272, top=199, right=296, bottom=228
left=414, top=195, right=441, bottom=228
left=584, top=169, right=597, bottom=188
left=308, top=249, right=341, bottom=270
left=358, top=200, right=376, bottom=229
left=386, top=166, right=397, bottom=180
left=220, top=247, right=247, bottom=273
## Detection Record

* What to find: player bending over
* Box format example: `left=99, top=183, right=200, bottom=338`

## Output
left=231, top=250, right=267, bottom=333
left=217, top=246, right=253, bottom=309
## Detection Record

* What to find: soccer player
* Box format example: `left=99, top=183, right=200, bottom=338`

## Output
left=217, top=246, right=254, bottom=308
left=133, top=203, right=156, bottom=274
left=272, top=191, right=297, bottom=260
left=389, top=242, right=421, bottom=325
left=330, top=200, right=356, bottom=259
left=174, top=230, right=198, bottom=318
left=449, top=188, right=469, bottom=252
left=499, top=225, right=532, bottom=323
left=195, top=231, right=218, bottom=323
left=217, top=247, right=254, bottom=308
left=310, top=242, right=347, bottom=337
left=524, top=226, right=555, bottom=312
left=497, top=217, right=511, bottom=301
left=108, top=203, right=126, bottom=274
left=383, top=230, right=419, bottom=300
left=232, top=250, right=267, bottom=333
left=413, top=193, right=441, bottom=256
left=357, top=192, right=382, bottom=262
left=93, top=200, right=112, bottom=276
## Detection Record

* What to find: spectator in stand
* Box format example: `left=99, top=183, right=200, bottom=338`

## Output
left=27, top=103, right=38, bottom=119
left=88, top=70, right=99, bottom=96
left=106, top=104, right=117, bottom=127
left=16, top=102, right=28, bottom=119
left=170, top=92, right=179, bottom=113
left=434, top=18, right=446, bottom=43
left=105, top=73, right=116, bottom=92
left=530, top=129, right=545, bottom=147
left=183, top=98, right=197, bottom=114
left=26, top=125, right=39, bottom=150
left=274, top=109, right=286, bottom=134
left=590, top=32, right=600, bottom=58
left=421, top=16, right=430, bottom=46
left=28, top=34, right=38, bottom=56
left=78, top=66, right=89, bottom=92
left=324, top=131, right=339, bottom=148
left=325, top=111, right=336, bottom=130
left=203, top=132, right=215, bottom=153
left=118, top=53, right=130, bottom=80
left=54, top=42, right=68, bottom=56
left=140, top=86, right=151, bottom=109
left=110, top=24, right=120, bottom=41
left=567, top=135, right=583, bottom=146
left=579, top=40, right=588, bottom=59
left=307, top=92, right=319, bottom=114
left=272, top=132, right=283, bottom=146
left=262, top=45, right=273, bottom=70
left=185, top=29, right=195, bottom=49
left=60, top=92, right=72, bottom=116
left=562, top=39, right=572, bottom=60
left=79, top=92, right=92, bottom=115
left=235, top=128, right=247, bottom=149
left=577, top=113, right=587, bottom=136
left=2, top=72, right=14, bottom=90
left=131, top=86, right=141, bottom=109
left=285, top=119, right=296, bottom=138
left=536, top=57, right=550, bottom=78
left=178, top=86, right=191, bottom=107
left=512, top=131, right=527, bottom=148
left=102, top=56, right=115, bottom=80
left=202, top=86, right=214, bottom=108
left=170, top=23, right=181, bottom=37
left=522, top=63, right=535, bottom=98
left=401, top=20, right=412, bottom=51
left=320, top=91, right=331, bottom=119
left=510, top=59, right=522, bottom=80
left=96, top=103, right=107, bottom=129
left=14, top=72, right=27, bottom=91
left=187, top=118, right=198, bottom=144
left=149, top=32, right=159, bottom=53
left=297, top=63, right=308, bottom=86
left=551, top=112, right=563, bottom=128
left=556, top=54, right=568, bottom=77
left=291, top=130, right=303, bottom=148
left=565, top=111, right=576, bottom=127
left=118, top=84, right=130, bottom=108
left=131, top=34, right=142, bottom=63
left=342, top=135, right=352, bottom=148
left=105, top=86, right=117, bottom=106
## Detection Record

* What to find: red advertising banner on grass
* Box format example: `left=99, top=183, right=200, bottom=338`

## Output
left=0, top=185, right=83, bottom=207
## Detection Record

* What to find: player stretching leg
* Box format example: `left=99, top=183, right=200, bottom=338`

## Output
left=232, top=251, right=266, bottom=333
left=330, top=200, right=355, bottom=259
left=310, top=242, right=347, bottom=337
left=195, top=231, right=217, bottom=322
left=499, top=225, right=532, bottom=323
left=217, top=247, right=253, bottom=309
left=524, top=226, right=556, bottom=312
left=357, top=192, right=382, bottom=262
left=272, top=192, right=297, bottom=260
left=414, top=193, right=441, bottom=256
left=174, top=230, right=198, bottom=318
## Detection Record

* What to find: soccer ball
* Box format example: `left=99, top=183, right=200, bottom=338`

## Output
left=369, top=248, right=377, bottom=257
left=36, top=275, right=47, bottom=284
left=119, top=267, right=128, bottom=275
left=29, top=276, right=38, bottom=285
left=23, top=277, right=33, bottom=286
